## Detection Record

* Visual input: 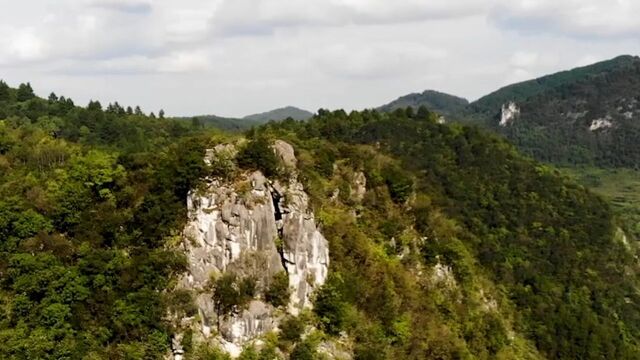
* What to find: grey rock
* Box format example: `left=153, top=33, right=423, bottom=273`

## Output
left=176, top=141, right=329, bottom=357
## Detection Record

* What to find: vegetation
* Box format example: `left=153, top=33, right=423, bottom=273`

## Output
left=255, top=107, right=640, bottom=359
left=1, top=79, right=639, bottom=360
left=264, top=272, right=291, bottom=309
left=212, top=273, right=257, bottom=328
left=0, top=82, right=214, bottom=358
left=467, top=55, right=640, bottom=167
left=378, top=89, right=469, bottom=117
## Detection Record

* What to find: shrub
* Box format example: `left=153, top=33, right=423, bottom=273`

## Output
left=265, top=272, right=290, bottom=308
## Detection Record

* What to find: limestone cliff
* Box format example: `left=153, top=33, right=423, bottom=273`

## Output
left=173, top=141, right=329, bottom=358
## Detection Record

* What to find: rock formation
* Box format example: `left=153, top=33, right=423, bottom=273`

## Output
left=173, top=141, right=329, bottom=358
left=500, top=102, right=520, bottom=126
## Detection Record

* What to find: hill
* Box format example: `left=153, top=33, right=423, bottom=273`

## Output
left=171, top=114, right=259, bottom=132
left=1, top=80, right=640, bottom=359
left=243, top=106, right=313, bottom=122
left=378, top=89, right=469, bottom=117
left=466, top=55, right=640, bottom=167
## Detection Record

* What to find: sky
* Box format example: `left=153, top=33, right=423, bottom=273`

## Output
left=0, top=0, right=639, bottom=117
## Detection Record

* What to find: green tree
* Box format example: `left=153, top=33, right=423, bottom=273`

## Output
left=265, top=271, right=290, bottom=308
left=16, top=82, right=35, bottom=102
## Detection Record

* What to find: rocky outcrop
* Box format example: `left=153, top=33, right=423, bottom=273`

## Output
left=500, top=102, right=520, bottom=126
left=174, top=141, right=329, bottom=358
left=589, top=117, right=613, bottom=131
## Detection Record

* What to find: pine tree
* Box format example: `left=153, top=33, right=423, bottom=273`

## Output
left=16, top=82, right=35, bottom=102
left=0, top=80, right=10, bottom=101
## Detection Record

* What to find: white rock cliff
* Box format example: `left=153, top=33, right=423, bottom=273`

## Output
left=500, top=102, right=520, bottom=126
left=173, top=141, right=329, bottom=358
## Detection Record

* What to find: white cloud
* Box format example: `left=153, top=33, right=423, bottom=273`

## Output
left=0, top=0, right=638, bottom=117
left=88, top=0, right=153, bottom=14
left=0, top=27, right=47, bottom=64
left=491, top=0, right=640, bottom=38
left=211, top=0, right=486, bottom=36
left=157, top=51, right=211, bottom=73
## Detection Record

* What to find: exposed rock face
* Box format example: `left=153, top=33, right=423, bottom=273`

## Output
left=351, top=172, right=367, bottom=202
left=589, top=117, right=613, bottom=131
left=500, top=102, right=520, bottom=126
left=175, top=141, right=329, bottom=358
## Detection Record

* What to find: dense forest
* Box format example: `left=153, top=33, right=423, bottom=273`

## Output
left=467, top=55, right=640, bottom=167
left=1, top=81, right=639, bottom=359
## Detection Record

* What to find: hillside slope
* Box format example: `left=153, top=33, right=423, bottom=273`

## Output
left=466, top=55, right=640, bottom=167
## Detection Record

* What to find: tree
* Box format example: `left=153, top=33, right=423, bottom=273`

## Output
left=16, top=82, right=35, bottom=102
left=0, top=80, right=9, bottom=101
left=134, top=106, right=143, bottom=116
left=87, top=100, right=102, bottom=111
left=416, top=105, right=431, bottom=120
left=236, top=137, right=281, bottom=178
left=212, top=273, right=256, bottom=329
left=159, top=109, right=165, bottom=119
left=265, top=272, right=290, bottom=308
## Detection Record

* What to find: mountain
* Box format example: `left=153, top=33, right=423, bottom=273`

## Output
left=243, top=106, right=313, bottom=122
left=466, top=55, right=640, bottom=167
left=2, top=80, right=640, bottom=359
left=378, top=89, right=469, bottom=117
left=171, top=114, right=259, bottom=132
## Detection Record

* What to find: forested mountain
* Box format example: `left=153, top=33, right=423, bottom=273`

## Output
left=382, top=56, right=640, bottom=167
left=243, top=106, right=313, bottom=122
left=1, top=80, right=639, bottom=359
left=171, top=114, right=258, bottom=132
left=466, top=55, right=640, bottom=167
left=378, top=89, right=469, bottom=117
left=173, top=107, right=313, bottom=133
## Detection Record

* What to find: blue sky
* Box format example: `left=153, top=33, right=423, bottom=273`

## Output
left=0, top=0, right=638, bottom=117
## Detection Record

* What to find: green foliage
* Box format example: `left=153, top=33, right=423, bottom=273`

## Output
left=256, top=107, right=640, bottom=359
left=0, top=82, right=213, bottom=358
left=468, top=55, right=640, bottom=167
left=380, top=165, right=413, bottom=204
left=212, top=273, right=257, bottom=326
left=236, top=136, right=281, bottom=178
left=265, top=271, right=290, bottom=308
left=16, top=83, right=35, bottom=102
left=279, top=316, right=305, bottom=344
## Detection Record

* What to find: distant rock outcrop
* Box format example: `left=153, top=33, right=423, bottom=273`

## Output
left=500, top=102, right=520, bottom=126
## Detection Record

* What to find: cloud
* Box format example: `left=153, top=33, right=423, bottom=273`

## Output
left=88, top=0, right=153, bottom=14
left=212, top=0, right=486, bottom=36
left=313, top=41, right=448, bottom=79
left=0, top=27, right=47, bottom=65
left=491, top=0, right=640, bottom=38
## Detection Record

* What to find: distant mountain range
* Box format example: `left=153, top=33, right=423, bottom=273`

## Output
left=182, top=55, right=640, bottom=167
left=175, top=106, right=314, bottom=132
left=378, top=55, right=640, bottom=167
left=466, top=55, right=640, bottom=167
